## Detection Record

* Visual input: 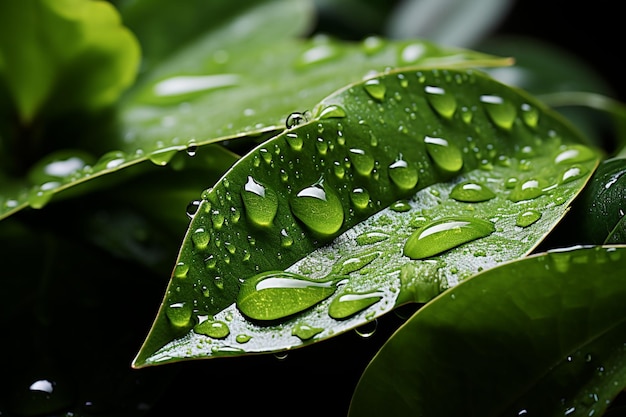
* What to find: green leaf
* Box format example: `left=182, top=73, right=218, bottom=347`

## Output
left=0, top=0, right=140, bottom=123
left=349, top=245, right=626, bottom=417
left=133, top=67, right=600, bottom=367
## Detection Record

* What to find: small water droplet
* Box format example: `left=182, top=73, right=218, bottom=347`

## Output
left=361, top=35, right=385, bottom=54
left=403, top=217, right=495, bottom=259
left=554, top=144, right=596, bottom=165
left=285, top=132, right=303, bottom=151
left=363, top=78, right=386, bottom=101
left=508, top=178, right=547, bottom=202
left=350, top=187, right=370, bottom=209
left=559, top=165, right=588, bottom=184
left=236, top=271, right=339, bottom=321
left=516, top=210, right=541, bottom=227
left=194, top=319, right=230, bottom=339
left=280, top=229, right=294, bottom=247
left=349, top=148, right=375, bottom=176
left=450, top=181, right=496, bottom=202
left=425, top=85, right=457, bottom=119
left=335, top=251, right=380, bottom=275
left=166, top=302, right=192, bottom=327
left=480, top=94, right=517, bottom=130
left=292, top=322, right=324, bottom=341
left=290, top=178, right=344, bottom=236
left=388, top=158, right=418, bottom=190
left=355, top=231, right=390, bottom=245
left=460, top=106, right=473, bottom=124
left=317, top=104, right=346, bottom=119
left=399, top=43, right=425, bottom=64
left=148, top=145, right=183, bottom=166
left=328, top=290, right=384, bottom=320
left=390, top=200, right=411, bottom=212
left=173, top=262, right=189, bottom=278
left=424, top=136, right=463, bottom=173
left=191, top=227, right=210, bottom=250
left=316, top=137, right=328, bottom=155
left=333, top=161, right=345, bottom=179
left=236, top=334, right=252, bottom=343
left=241, top=176, right=278, bottom=227
left=94, top=150, right=126, bottom=171
left=521, top=103, right=539, bottom=127
left=286, top=111, right=309, bottom=129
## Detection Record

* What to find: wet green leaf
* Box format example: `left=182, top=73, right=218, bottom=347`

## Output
left=133, top=68, right=600, bottom=367
left=349, top=245, right=626, bottom=417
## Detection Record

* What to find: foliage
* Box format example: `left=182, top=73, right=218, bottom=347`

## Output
left=1, top=1, right=625, bottom=416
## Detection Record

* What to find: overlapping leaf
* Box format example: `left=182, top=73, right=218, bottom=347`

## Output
left=349, top=245, right=626, bottom=417
left=133, top=67, right=600, bottom=367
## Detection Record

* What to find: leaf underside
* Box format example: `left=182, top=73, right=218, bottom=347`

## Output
left=133, top=67, right=600, bottom=367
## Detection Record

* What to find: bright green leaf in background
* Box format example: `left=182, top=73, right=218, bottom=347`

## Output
left=350, top=245, right=626, bottom=417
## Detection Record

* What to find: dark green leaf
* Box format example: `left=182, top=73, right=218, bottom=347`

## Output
left=349, top=245, right=626, bottom=417
left=133, top=67, right=600, bottom=367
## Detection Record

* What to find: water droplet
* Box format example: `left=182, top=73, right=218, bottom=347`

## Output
left=328, top=290, right=384, bottom=320
left=460, top=106, right=473, bottom=124
left=173, top=262, right=189, bottom=278
left=508, top=178, right=548, bottom=202
left=236, top=271, right=339, bottom=321
left=166, top=302, right=192, bottom=327
left=191, top=227, right=210, bottom=250
left=241, top=176, right=278, bottom=227
left=390, top=200, right=411, bottom=212
left=94, top=150, right=126, bottom=171
left=403, top=217, right=495, bottom=259
left=355, top=231, right=390, bottom=245
left=286, top=112, right=309, bottom=129
left=361, top=35, right=385, bottom=54
left=363, top=78, right=386, bottom=101
left=336, top=251, right=380, bottom=275
left=333, top=161, right=345, bottom=179
left=349, top=148, right=375, bottom=176
left=292, top=323, right=324, bottom=341
left=559, top=165, right=588, bottom=184
left=521, top=103, right=539, bottom=127
left=285, top=132, right=303, bottom=151
left=516, top=210, right=541, bottom=227
left=425, top=85, right=457, bottom=119
left=399, top=43, right=425, bottom=64
left=259, top=148, right=272, bottom=165
left=350, top=188, right=370, bottom=209
left=280, top=229, right=294, bottom=247
left=28, top=186, right=54, bottom=209
left=194, top=319, right=230, bottom=339
left=316, top=137, right=328, bottom=155
left=236, top=334, right=252, bottom=344
left=317, top=104, right=346, bottom=119
left=186, top=200, right=201, bottom=219
left=388, top=158, right=418, bottom=190
left=290, top=178, right=344, bottom=236
left=296, top=42, right=339, bottom=67
left=152, top=74, right=239, bottom=99
left=554, top=144, right=596, bottom=165
left=148, top=145, right=184, bottom=166
left=424, top=136, right=463, bottom=173
left=480, top=94, right=517, bottom=130
left=449, top=181, right=496, bottom=202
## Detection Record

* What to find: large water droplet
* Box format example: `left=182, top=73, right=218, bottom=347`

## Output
left=290, top=178, right=344, bottom=236
left=363, top=78, right=386, bottom=101
left=292, top=322, right=324, bottom=341
left=403, top=217, right=495, bottom=259
left=328, top=290, right=384, bottom=320
left=425, top=85, right=457, bottom=119
left=480, top=94, right=517, bottom=130
left=173, top=262, right=189, bottom=278
left=166, top=302, right=192, bottom=327
left=236, top=271, right=339, bottom=321
left=424, top=136, right=463, bottom=173
left=388, top=158, right=418, bottom=190
left=191, top=227, right=210, bottom=250
left=317, top=104, right=346, bottom=119
left=148, top=145, right=184, bottom=166
left=286, top=112, right=308, bottom=129
left=516, top=210, right=541, bottom=227
left=241, top=176, right=278, bottom=227
left=449, top=181, right=496, bottom=202
left=285, top=132, right=303, bottom=151
left=554, top=144, right=596, bottom=165
left=349, top=148, right=375, bottom=176
left=508, top=178, right=548, bottom=202
left=194, top=319, right=230, bottom=339
left=559, top=165, right=588, bottom=184
left=350, top=187, right=370, bottom=209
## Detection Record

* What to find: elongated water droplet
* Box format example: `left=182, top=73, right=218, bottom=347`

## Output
left=335, top=251, right=380, bottom=275
left=173, top=262, right=189, bottom=278
left=166, top=302, right=192, bottom=327
left=318, top=104, right=346, bottom=119
left=28, top=186, right=55, bottom=209
left=236, top=271, right=338, bottom=321
left=388, top=158, right=418, bottom=190
left=508, top=178, right=547, bottom=202
left=480, top=94, right=517, bottom=130
left=425, top=85, right=457, bottom=119
left=292, top=323, right=324, bottom=341
left=349, top=148, right=375, bottom=176
left=554, top=144, right=595, bottom=165
left=403, top=217, right=495, bottom=259
left=285, top=132, right=303, bottom=151
left=94, top=150, right=126, bottom=171
left=521, top=103, right=539, bottom=127
left=328, top=290, right=384, bottom=320
left=241, top=176, right=278, bottom=227
left=236, top=334, right=252, bottom=343
left=516, top=210, right=541, bottom=227
left=424, top=136, right=463, bottom=173
left=191, top=227, right=210, bottom=250
left=356, top=231, right=390, bottom=245
left=290, top=178, right=344, bottom=236
left=559, top=165, right=588, bottom=184
left=194, top=319, right=230, bottom=339
left=363, top=78, right=386, bottom=101
left=149, top=146, right=183, bottom=166
left=286, top=112, right=308, bottom=129
left=450, top=181, right=496, bottom=202
left=390, top=200, right=411, bottom=212
left=350, top=188, right=370, bottom=209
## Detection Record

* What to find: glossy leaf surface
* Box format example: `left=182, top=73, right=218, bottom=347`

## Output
left=349, top=245, right=626, bottom=417
left=133, top=68, right=600, bottom=367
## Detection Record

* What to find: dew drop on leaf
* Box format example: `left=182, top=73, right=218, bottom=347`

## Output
left=349, top=148, right=375, bottom=176
left=335, top=251, right=380, bottom=275
left=516, top=210, right=542, bottom=227
left=388, top=158, right=419, bottom=190
left=191, top=227, right=210, bottom=250
left=521, top=103, right=539, bottom=127
left=350, top=187, right=370, bottom=209
left=363, top=78, right=386, bottom=101
left=285, top=132, right=303, bottom=151
left=166, top=302, right=192, bottom=328
left=328, top=290, right=384, bottom=320
left=424, top=136, right=463, bottom=173
left=194, top=319, right=230, bottom=339
left=236, top=334, right=252, bottom=344
left=480, top=94, right=517, bottom=130
left=236, top=271, right=338, bottom=321
left=425, top=85, right=457, bottom=119
left=554, top=144, right=596, bottom=165
left=449, top=181, right=496, bottom=202
left=241, top=176, right=278, bottom=227
left=292, top=323, right=324, bottom=341
left=508, top=178, right=547, bottom=202
left=403, top=217, right=495, bottom=259
left=317, top=104, right=346, bottom=119
left=173, top=262, right=189, bottom=278
left=290, top=178, right=344, bottom=236
left=355, top=231, right=390, bottom=245
left=390, top=200, right=411, bottom=212
left=559, top=165, right=588, bottom=184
